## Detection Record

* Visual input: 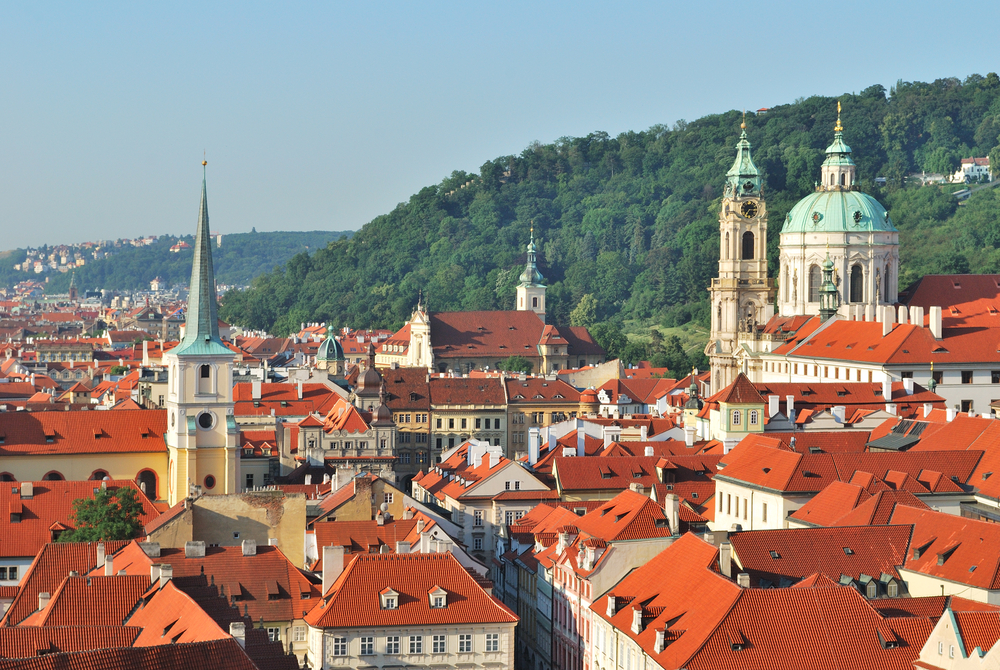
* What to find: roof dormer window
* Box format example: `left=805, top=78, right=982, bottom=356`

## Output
left=428, top=586, right=448, bottom=608
left=380, top=587, right=399, bottom=610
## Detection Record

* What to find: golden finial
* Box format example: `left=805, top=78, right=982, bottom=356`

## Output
left=530, top=219, right=534, bottom=237
left=834, top=101, right=843, bottom=133
left=741, top=110, right=746, bottom=130
left=202, top=150, right=207, bottom=167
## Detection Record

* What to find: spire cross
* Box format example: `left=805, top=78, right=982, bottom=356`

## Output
left=835, top=101, right=843, bottom=133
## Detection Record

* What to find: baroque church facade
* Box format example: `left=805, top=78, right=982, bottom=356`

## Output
left=706, top=105, right=901, bottom=393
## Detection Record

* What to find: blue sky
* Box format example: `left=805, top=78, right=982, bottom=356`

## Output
left=1, top=1, right=998, bottom=249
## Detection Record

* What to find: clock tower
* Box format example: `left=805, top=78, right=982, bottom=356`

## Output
left=705, top=120, right=776, bottom=393
left=163, top=163, right=239, bottom=505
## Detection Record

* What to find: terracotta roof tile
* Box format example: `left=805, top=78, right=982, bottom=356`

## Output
left=0, top=638, right=259, bottom=670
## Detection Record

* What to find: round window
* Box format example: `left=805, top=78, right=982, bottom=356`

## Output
left=204, top=475, right=216, bottom=489
left=198, top=412, right=214, bottom=430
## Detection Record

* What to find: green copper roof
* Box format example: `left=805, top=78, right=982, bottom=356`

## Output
left=781, top=189, right=897, bottom=235
left=172, top=169, right=233, bottom=357
left=518, top=230, right=545, bottom=287
left=724, top=127, right=761, bottom=197
left=318, top=333, right=345, bottom=361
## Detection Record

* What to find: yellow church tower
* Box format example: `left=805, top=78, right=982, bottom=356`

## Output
left=163, top=162, right=239, bottom=505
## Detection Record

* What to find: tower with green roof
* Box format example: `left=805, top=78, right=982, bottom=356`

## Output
left=777, top=102, right=899, bottom=318
left=705, top=117, right=776, bottom=393
left=516, top=224, right=546, bottom=321
left=163, top=162, right=238, bottom=505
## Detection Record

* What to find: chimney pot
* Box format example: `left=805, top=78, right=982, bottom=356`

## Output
left=104, top=555, right=114, bottom=576
left=230, top=622, right=246, bottom=648
left=719, top=541, right=733, bottom=578
left=140, top=542, right=161, bottom=558
left=184, top=541, right=206, bottom=558
left=96, top=543, right=106, bottom=570
left=159, top=563, right=173, bottom=589
left=38, top=592, right=50, bottom=611
left=929, top=306, right=943, bottom=339
left=737, top=572, right=750, bottom=588
left=20, top=482, right=33, bottom=499
left=241, top=539, right=257, bottom=556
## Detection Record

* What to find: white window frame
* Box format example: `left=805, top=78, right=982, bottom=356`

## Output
left=432, top=634, right=446, bottom=654
left=731, top=409, right=741, bottom=426
left=386, top=635, right=400, bottom=654
left=486, top=632, right=499, bottom=652
left=360, top=636, right=374, bottom=655
left=459, top=634, right=472, bottom=653
left=332, top=637, right=347, bottom=656
left=409, top=635, right=423, bottom=654
left=292, top=626, right=306, bottom=642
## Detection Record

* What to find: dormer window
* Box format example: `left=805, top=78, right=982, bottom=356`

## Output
left=380, top=587, right=399, bottom=610
left=428, top=586, right=447, bottom=608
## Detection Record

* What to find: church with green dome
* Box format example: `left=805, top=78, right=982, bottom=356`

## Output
left=777, top=104, right=900, bottom=317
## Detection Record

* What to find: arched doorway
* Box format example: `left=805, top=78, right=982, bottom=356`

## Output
left=136, top=470, right=158, bottom=499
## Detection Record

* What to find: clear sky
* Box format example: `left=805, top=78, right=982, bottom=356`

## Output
left=1, top=1, right=998, bottom=249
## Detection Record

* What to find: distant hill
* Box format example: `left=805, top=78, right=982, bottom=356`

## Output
left=219, top=73, right=1000, bottom=362
left=1, top=230, right=353, bottom=293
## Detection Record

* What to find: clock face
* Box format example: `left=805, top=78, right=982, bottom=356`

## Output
left=740, top=201, right=759, bottom=218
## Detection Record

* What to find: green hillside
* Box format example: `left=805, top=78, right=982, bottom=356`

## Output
left=219, top=73, right=1000, bottom=368
left=4, top=230, right=352, bottom=293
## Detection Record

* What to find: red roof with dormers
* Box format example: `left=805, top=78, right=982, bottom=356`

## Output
left=428, top=376, right=505, bottom=405
left=20, top=574, right=151, bottom=627
left=0, top=410, right=166, bottom=456
left=233, top=382, right=341, bottom=417
left=126, top=579, right=230, bottom=646
left=906, top=274, right=1000, bottom=328
left=0, top=482, right=159, bottom=559
left=1, top=541, right=131, bottom=627
left=728, top=525, right=913, bottom=586
left=104, top=542, right=321, bottom=623
left=304, top=553, right=517, bottom=628
left=505, top=377, right=580, bottom=403
left=416, top=442, right=544, bottom=502
left=0, top=626, right=141, bottom=658
left=322, top=397, right=372, bottom=433
left=0, top=638, right=261, bottom=670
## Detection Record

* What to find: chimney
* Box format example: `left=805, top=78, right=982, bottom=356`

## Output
left=230, top=621, right=246, bottom=648
left=785, top=395, right=795, bottom=417
left=416, top=519, right=425, bottom=533
left=577, top=430, right=586, bottom=457
left=268, top=538, right=278, bottom=546
left=184, top=541, right=206, bottom=558
left=911, top=305, right=924, bottom=328
left=882, top=378, right=892, bottom=402
left=104, top=555, right=114, bottom=576
left=886, top=403, right=897, bottom=415
left=396, top=541, right=411, bottom=554
left=297, top=380, right=303, bottom=400
left=96, top=543, right=105, bottom=570
left=665, top=493, right=680, bottom=535
left=631, top=605, right=643, bottom=634
left=640, top=425, right=648, bottom=441
left=140, top=542, right=161, bottom=558
left=629, top=482, right=644, bottom=494
left=20, top=482, right=33, bottom=499
left=923, top=403, right=933, bottom=417
left=737, top=573, right=750, bottom=588
left=159, top=563, right=173, bottom=589
left=241, top=540, right=257, bottom=556
left=654, top=628, right=666, bottom=654
left=832, top=406, right=845, bottom=423
left=150, top=564, right=161, bottom=585
left=322, top=545, right=345, bottom=595
left=251, top=380, right=262, bottom=400
left=864, top=304, right=873, bottom=321
left=929, top=306, right=943, bottom=339
left=903, top=378, right=914, bottom=395
left=644, top=445, right=655, bottom=457
left=684, top=425, right=695, bottom=448
left=606, top=592, right=616, bottom=617
left=528, top=427, right=540, bottom=465
left=719, top=541, right=732, bottom=578
left=897, top=305, right=908, bottom=325
left=562, top=446, right=575, bottom=458
left=768, top=395, right=779, bottom=418
left=489, top=451, right=501, bottom=469
left=38, top=592, right=50, bottom=611
left=882, top=307, right=894, bottom=337
left=305, top=474, right=312, bottom=486
left=947, top=407, right=957, bottom=422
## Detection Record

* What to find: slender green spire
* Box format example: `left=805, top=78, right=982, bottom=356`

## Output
left=518, top=222, right=545, bottom=287
left=174, top=163, right=230, bottom=356
left=725, top=114, right=761, bottom=198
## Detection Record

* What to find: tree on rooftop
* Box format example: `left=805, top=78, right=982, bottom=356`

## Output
left=57, top=487, right=145, bottom=543
left=497, top=355, right=533, bottom=374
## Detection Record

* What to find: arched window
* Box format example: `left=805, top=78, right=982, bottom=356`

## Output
left=749, top=410, right=759, bottom=425
left=198, top=364, right=212, bottom=395
left=724, top=232, right=730, bottom=260
left=532, top=296, right=538, bottom=308
left=716, top=303, right=722, bottom=327
left=830, top=174, right=835, bottom=185
left=43, top=471, right=64, bottom=481
left=840, top=173, right=846, bottom=186
left=741, top=231, right=754, bottom=260
left=90, top=470, right=109, bottom=481
left=808, top=265, right=821, bottom=302
left=731, top=410, right=741, bottom=426
left=136, top=470, right=158, bottom=499
left=884, top=264, right=890, bottom=301
left=0, top=473, right=15, bottom=482
left=782, top=268, right=788, bottom=302
left=850, top=265, right=863, bottom=303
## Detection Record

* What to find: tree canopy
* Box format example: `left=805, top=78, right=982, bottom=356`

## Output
left=219, top=73, right=1000, bottom=366
left=57, top=487, right=145, bottom=543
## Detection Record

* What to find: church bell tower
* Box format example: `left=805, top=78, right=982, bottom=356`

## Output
left=163, top=162, right=238, bottom=505
left=705, top=118, right=776, bottom=393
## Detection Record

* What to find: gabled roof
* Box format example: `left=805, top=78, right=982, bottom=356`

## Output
left=714, top=373, right=765, bottom=405
left=304, top=553, right=517, bottom=628
left=892, top=506, right=1000, bottom=590
left=429, top=377, right=505, bottom=405
left=729, top=525, right=912, bottom=586
left=233, top=382, right=340, bottom=417
left=21, top=574, right=150, bottom=626
left=0, top=638, right=259, bottom=670
left=0, top=626, right=141, bottom=658
left=0, top=410, right=166, bottom=455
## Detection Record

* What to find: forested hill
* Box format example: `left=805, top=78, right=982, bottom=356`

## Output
left=219, top=74, right=1000, bottom=348
left=3, top=231, right=351, bottom=293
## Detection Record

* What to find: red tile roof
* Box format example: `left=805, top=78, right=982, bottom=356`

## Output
left=906, top=274, right=1000, bottom=328
left=729, top=525, right=913, bottom=586
left=0, top=626, right=141, bottom=658
left=21, top=574, right=151, bottom=626
left=0, top=410, right=166, bottom=455
left=714, top=373, right=765, bottom=405
left=0, top=638, right=259, bottom=670
left=505, top=378, right=581, bottom=403
left=304, top=553, right=517, bottom=628
left=428, top=377, right=505, bottom=405
left=127, top=580, right=229, bottom=646
left=891, top=506, right=1000, bottom=590
left=233, top=382, right=340, bottom=417
left=0, top=482, right=159, bottom=559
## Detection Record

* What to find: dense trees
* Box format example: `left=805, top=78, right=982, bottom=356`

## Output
left=57, top=487, right=145, bottom=542
left=220, top=74, right=1000, bottom=365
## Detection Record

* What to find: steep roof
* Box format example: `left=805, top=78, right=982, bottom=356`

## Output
left=426, top=311, right=603, bottom=359
left=428, top=377, right=505, bottom=405
left=22, top=574, right=151, bottom=626
left=0, top=638, right=259, bottom=670
left=906, top=274, right=1000, bottom=328
left=505, top=378, right=580, bottom=403
left=0, top=410, right=166, bottom=455
left=0, top=626, right=141, bottom=658
left=233, top=382, right=340, bottom=417
left=304, top=553, right=517, bottom=628
left=715, top=373, right=765, bottom=405
left=729, top=525, right=912, bottom=586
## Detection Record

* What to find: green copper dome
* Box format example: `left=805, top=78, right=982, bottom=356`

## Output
left=318, top=333, right=345, bottom=361
left=781, top=189, right=897, bottom=235
left=519, top=229, right=545, bottom=287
